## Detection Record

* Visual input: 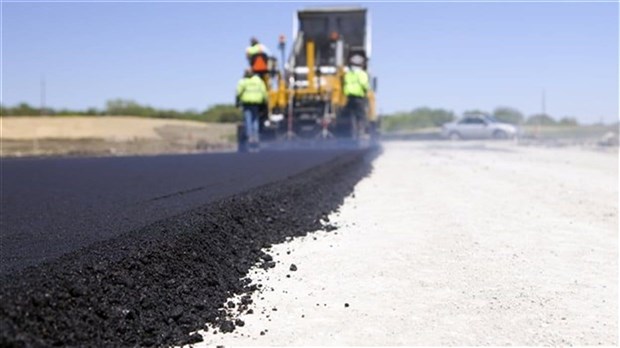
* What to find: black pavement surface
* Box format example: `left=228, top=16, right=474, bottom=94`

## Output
left=0, top=150, right=352, bottom=275
left=0, top=148, right=376, bottom=347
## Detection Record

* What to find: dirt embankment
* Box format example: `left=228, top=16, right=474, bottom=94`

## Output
left=1, top=116, right=236, bottom=157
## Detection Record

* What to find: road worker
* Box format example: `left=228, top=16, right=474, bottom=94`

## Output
left=236, top=69, right=267, bottom=150
left=246, top=37, right=271, bottom=75
left=343, top=54, right=370, bottom=138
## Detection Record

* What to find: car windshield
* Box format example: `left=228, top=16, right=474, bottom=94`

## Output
left=484, top=116, right=499, bottom=123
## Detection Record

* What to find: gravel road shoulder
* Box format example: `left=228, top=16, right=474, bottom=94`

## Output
left=201, top=141, right=618, bottom=346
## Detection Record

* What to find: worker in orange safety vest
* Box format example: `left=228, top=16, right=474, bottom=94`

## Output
left=246, top=37, right=271, bottom=74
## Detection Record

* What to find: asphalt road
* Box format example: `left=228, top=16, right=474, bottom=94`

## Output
left=0, top=150, right=351, bottom=275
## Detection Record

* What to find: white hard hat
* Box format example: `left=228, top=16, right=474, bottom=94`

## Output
left=350, top=55, right=364, bottom=66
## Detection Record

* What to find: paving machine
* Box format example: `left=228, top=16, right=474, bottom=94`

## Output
left=237, top=7, right=378, bottom=151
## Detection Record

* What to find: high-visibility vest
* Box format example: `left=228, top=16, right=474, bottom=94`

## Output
left=237, top=75, right=267, bottom=104
left=246, top=44, right=269, bottom=72
left=246, top=44, right=264, bottom=56
left=343, top=69, right=369, bottom=98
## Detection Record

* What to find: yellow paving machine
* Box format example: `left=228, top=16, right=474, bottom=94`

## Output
left=237, top=7, right=378, bottom=151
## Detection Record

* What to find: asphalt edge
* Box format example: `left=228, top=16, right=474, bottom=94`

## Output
left=0, top=146, right=380, bottom=347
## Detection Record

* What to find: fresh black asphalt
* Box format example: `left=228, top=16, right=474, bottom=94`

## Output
left=0, top=148, right=375, bottom=346
left=0, top=150, right=352, bottom=275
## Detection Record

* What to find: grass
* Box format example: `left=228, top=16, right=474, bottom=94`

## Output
left=520, top=124, right=618, bottom=139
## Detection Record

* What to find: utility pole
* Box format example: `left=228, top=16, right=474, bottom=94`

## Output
left=542, top=89, right=546, bottom=116
left=536, top=88, right=545, bottom=138
left=40, top=74, right=46, bottom=116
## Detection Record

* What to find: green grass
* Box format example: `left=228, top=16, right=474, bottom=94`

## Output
left=520, top=124, right=618, bottom=139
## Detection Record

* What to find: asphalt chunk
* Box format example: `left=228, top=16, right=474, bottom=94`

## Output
left=185, top=332, right=204, bottom=345
left=0, top=148, right=377, bottom=347
left=220, top=321, right=235, bottom=334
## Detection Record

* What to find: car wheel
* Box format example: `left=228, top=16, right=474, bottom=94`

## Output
left=449, top=132, right=461, bottom=141
left=493, top=130, right=508, bottom=140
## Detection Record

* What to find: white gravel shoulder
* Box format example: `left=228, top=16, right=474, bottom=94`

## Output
left=197, top=141, right=618, bottom=346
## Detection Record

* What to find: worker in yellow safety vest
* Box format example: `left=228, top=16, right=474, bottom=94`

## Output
left=343, top=54, right=370, bottom=137
left=236, top=69, right=268, bottom=148
left=246, top=37, right=271, bottom=74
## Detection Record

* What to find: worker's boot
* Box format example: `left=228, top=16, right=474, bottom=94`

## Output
left=248, top=136, right=260, bottom=152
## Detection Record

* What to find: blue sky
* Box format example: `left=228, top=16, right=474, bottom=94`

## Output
left=2, top=1, right=618, bottom=123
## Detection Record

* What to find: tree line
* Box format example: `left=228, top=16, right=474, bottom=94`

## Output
left=2, top=101, right=581, bottom=130
left=0, top=99, right=242, bottom=123
left=380, top=106, right=579, bottom=132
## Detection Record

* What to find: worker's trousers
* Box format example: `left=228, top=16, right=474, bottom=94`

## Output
left=242, top=104, right=260, bottom=142
left=344, top=96, right=367, bottom=121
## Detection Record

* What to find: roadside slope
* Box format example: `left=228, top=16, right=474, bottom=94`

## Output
left=1, top=116, right=235, bottom=156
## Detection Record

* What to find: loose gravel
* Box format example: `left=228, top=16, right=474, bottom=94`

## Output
left=204, top=141, right=617, bottom=346
left=0, top=148, right=377, bottom=347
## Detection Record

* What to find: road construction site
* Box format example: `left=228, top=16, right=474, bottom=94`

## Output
left=1, top=4, right=617, bottom=347
left=1, top=140, right=617, bottom=346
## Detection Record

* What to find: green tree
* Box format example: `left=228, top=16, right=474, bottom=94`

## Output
left=381, top=107, right=455, bottom=132
left=106, top=99, right=156, bottom=117
left=10, top=103, right=40, bottom=116
left=558, top=117, right=578, bottom=126
left=85, top=107, right=101, bottom=116
left=493, top=106, right=524, bottom=124
left=202, top=104, right=242, bottom=123
left=526, top=113, right=556, bottom=126
left=4, top=100, right=241, bottom=123
left=463, top=109, right=489, bottom=117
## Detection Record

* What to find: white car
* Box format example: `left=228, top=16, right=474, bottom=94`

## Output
left=441, top=115, right=517, bottom=140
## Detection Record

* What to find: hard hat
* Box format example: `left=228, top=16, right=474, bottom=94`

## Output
left=350, top=55, right=364, bottom=66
